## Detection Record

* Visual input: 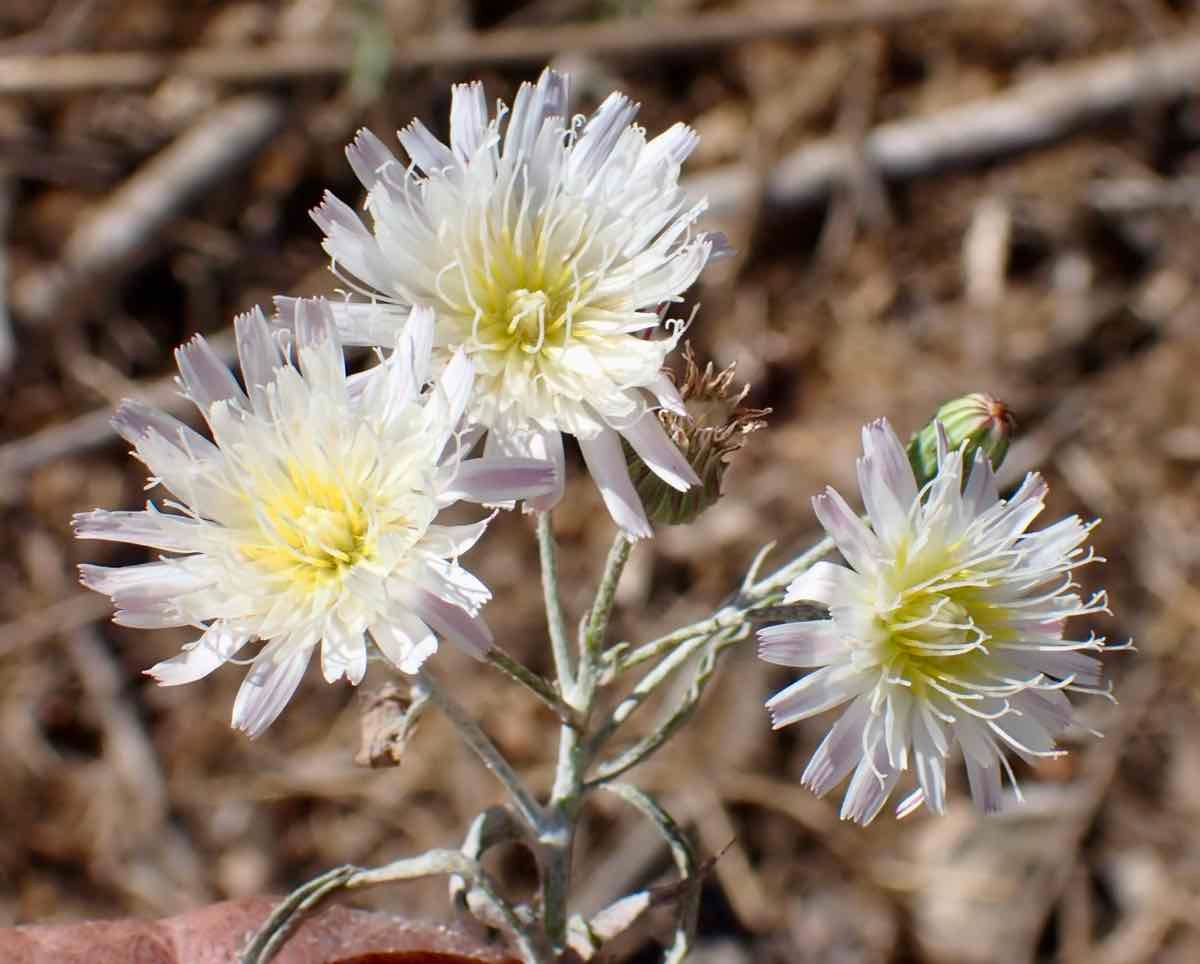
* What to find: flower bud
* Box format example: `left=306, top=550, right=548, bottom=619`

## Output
left=906, top=393, right=1015, bottom=486
left=626, top=344, right=769, bottom=525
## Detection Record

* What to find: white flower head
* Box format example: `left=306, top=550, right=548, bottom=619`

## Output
left=76, top=299, right=556, bottom=737
left=304, top=67, right=728, bottom=538
left=760, top=418, right=1116, bottom=824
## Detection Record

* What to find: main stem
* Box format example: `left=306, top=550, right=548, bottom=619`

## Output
left=538, top=523, right=633, bottom=952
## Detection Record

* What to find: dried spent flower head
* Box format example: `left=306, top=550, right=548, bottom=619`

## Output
left=304, top=66, right=729, bottom=538
left=907, top=393, right=1015, bottom=488
left=75, top=300, right=556, bottom=737
left=625, top=343, right=768, bottom=525
left=760, top=418, right=1119, bottom=824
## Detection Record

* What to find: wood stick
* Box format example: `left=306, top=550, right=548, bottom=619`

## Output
left=735, top=36, right=1200, bottom=219
left=12, top=96, right=284, bottom=326
left=0, top=0, right=973, bottom=95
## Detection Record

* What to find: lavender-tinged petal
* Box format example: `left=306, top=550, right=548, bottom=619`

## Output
left=398, top=119, right=457, bottom=174
left=840, top=733, right=901, bottom=825
left=112, top=400, right=217, bottom=459
left=862, top=418, right=919, bottom=510
left=965, top=755, right=1005, bottom=814
left=346, top=127, right=398, bottom=191
left=812, top=487, right=879, bottom=575
left=403, top=586, right=493, bottom=659
left=441, top=457, right=557, bottom=506
left=74, top=509, right=207, bottom=553
left=175, top=335, right=246, bottom=414
left=802, top=693, right=873, bottom=797
left=234, top=306, right=283, bottom=403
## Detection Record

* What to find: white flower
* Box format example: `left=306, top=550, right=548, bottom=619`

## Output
left=303, top=67, right=727, bottom=538
left=759, top=419, right=1115, bottom=824
left=75, top=299, right=556, bottom=737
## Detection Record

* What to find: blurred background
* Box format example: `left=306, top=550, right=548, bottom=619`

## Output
left=0, top=1, right=1198, bottom=961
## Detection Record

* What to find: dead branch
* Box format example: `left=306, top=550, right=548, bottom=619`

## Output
left=0, top=1, right=970, bottom=95
left=12, top=96, right=284, bottom=327
left=707, top=36, right=1200, bottom=219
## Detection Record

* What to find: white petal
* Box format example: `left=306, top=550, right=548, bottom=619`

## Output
left=421, top=519, right=492, bottom=558
left=912, top=712, right=948, bottom=815
left=578, top=429, right=652, bottom=539
left=398, top=119, right=456, bottom=174
left=861, top=418, right=918, bottom=509
left=757, top=620, right=843, bottom=667
left=962, top=448, right=999, bottom=515
left=784, top=561, right=855, bottom=606
left=765, top=666, right=867, bottom=729
left=112, top=400, right=217, bottom=460
left=231, top=645, right=313, bottom=738
left=450, top=80, right=489, bottom=161
left=619, top=413, right=698, bottom=492
left=320, top=626, right=368, bottom=685
left=371, top=611, right=438, bottom=674
left=147, top=626, right=246, bottom=686
left=74, top=509, right=207, bottom=553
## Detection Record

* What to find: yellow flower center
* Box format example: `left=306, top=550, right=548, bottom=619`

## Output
left=462, top=227, right=598, bottom=356
left=877, top=584, right=998, bottom=690
left=241, top=463, right=377, bottom=590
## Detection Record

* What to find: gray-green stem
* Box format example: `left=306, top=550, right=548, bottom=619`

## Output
left=537, top=512, right=574, bottom=695
left=540, top=529, right=633, bottom=953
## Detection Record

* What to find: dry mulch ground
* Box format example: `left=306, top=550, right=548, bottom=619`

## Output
left=1, top=1, right=1199, bottom=961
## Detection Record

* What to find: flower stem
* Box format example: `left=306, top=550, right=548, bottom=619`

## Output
left=540, top=530, right=634, bottom=953
left=416, top=670, right=544, bottom=834
left=487, top=647, right=577, bottom=726
left=536, top=512, right=574, bottom=696
left=610, top=535, right=834, bottom=676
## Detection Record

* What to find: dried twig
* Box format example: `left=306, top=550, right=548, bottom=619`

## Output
left=0, top=1, right=971, bottom=95
left=707, top=36, right=1200, bottom=219
left=12, top=96, right=285, bottom=326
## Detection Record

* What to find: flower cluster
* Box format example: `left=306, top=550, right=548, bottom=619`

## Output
left=760, top=419, right=1114, bottom=823
left=77, top=68, right=716, bottom=735
left=74, top=66, right=1118, bottom=831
